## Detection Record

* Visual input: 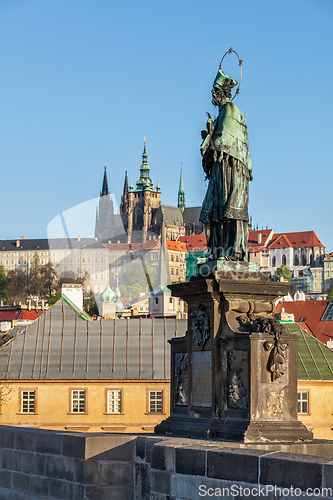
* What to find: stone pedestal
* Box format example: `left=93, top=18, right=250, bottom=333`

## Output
left=155, top=264, right=313, bottom=442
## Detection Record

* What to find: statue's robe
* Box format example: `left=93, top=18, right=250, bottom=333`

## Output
left=199, top=100, right=252, bottom=260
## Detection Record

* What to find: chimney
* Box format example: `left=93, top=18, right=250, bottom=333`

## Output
left=258, top=233, right=262, bottom=244
left=77, top=236, right=81, bottom=242
left=16, top=240, right=20, bottom=248
left=21, top=236, right=26, bottom=240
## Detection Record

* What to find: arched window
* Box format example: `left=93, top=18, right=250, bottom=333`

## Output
left=302, top=253, right=306, bottom=266
left=294, top=253, right=299, bottom=266
left=272, top=256, right=276, bottom=267
left=282, top=255, right=286, bottom=266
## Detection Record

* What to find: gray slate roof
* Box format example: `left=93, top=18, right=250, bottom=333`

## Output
left=183, top=206, right=202, bottom=226
left=153, top=206, right=184, bottom=226
left=4, top=301, right=186, bottom=380
left=0, top=238, right=106, bottom=252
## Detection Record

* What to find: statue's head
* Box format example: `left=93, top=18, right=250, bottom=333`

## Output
left=212, top=69, right=237, bottom=106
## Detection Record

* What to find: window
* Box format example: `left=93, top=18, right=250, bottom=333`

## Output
left=155, top=298, right=158, bottom=304
left=272, top=256, right=276, bottom=267
left=282, top=255, right=286, bottom=266
left=21, top=391, right=35, bottom=413
left=149, top=391, right=163, bottom=413
left=107, top=390, right=122, bottom=413
left=297, top=392, right=309, bottom=414
left=71, top=390, right=86, bottom=413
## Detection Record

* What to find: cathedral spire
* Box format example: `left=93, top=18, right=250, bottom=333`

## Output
left=158, top=213, right=171, bottom=288
left=100, top=166, right=109, bottom=196
left=177, top=165, right=185, bottom=212
left=122, top=171, right=128, bottom=200
left=135, top=138, right=154, bottom=192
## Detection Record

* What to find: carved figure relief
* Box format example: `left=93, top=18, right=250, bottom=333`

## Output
left=267, top=389, right=285, bottom=415
left=174, top=353, right=188, bottom=405
left=227, top=350, right=248, bottom=409
left=191, top=304, right=210, bottom=350
left=236, top=315, right=288, bottom=382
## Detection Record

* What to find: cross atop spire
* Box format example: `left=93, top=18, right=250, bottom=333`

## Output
left=100, top=166, right=109, bottom=196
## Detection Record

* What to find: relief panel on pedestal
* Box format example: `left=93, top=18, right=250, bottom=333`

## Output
left=174, top=353, right=188, bottom=406
left=226, top=350, right=248, bottom=410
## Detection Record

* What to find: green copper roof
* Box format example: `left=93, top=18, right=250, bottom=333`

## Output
left=99, top=283, right=115, bottom=303
left=61, top=296, right=92, bottom=321
left=282, top=322, right=333, bottom=380
left=135, top=142, right=156, bottom=192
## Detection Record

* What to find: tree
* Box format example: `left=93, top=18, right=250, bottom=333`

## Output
left=275, top=265, right=292, bottom=283
left=40, top=262, right=57, bottom=297
left=84, top=292, right=99, bottom=316
left=0, top=265, right=9, bottom=302
left=327, top=287, right=333, bottom=300
left=6, top=268, right=27, bottom=304
left=27, top=253, right=58, bottom=299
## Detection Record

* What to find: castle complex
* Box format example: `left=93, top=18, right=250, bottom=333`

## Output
left=95, top=140, right=204, bottom=243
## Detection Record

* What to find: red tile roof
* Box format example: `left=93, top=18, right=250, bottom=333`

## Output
left=105, top=239, right=186, bottom=252
left=268, top=234, right=293, bottom=249
left=271, top=231, right=324, bottom=249
left=325, top=253, right=333, bottom=258
left=178, top=234, right=207, bottom=251
left=105, top=240, right=156, bottom=251
left=0, top=310, right=42, bottom=322
left=248, top=230, right=273, bottom=248
left=275, top=300, right=329, bottom=342
left=248, top=246, right=269, bottom=253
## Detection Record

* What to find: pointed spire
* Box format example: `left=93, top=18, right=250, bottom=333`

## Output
left=135, top=139, right=154, bottom=192
left=122, top=170, right=128, bottom=200
left=177, top=165, right=186, bottom=212
left=100, top=166, right=109, bottom=196
left=158, top=212, right=171, bottom=288
left=129, top=177, right=133, bottom=192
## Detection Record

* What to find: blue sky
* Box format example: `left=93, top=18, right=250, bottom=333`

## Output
left=0, top=0, right=332, bottom=250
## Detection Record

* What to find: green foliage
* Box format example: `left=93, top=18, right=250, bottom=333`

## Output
left=327, top=287, right=333, bottom=300
left=0, top=265, right=9, bottom=302
left=27, top=254, right=58, bottom=298
left=47, top=291, right=61, bottom=306
left=7, top=268, right=27, bottom=299
left=84, top=292, right=99, bottom=316
left=5, top=254, right=58, bottom=302
left=275, top=265, right=292, bottom=282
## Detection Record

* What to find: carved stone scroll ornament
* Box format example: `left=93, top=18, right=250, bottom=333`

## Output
left=191, top=304, right=210, bottom=350
left=236, top=315, right=288, bottom=382
left=174, top=353, right=188, bottom=405
left=227, top=350, right=248, bottom=409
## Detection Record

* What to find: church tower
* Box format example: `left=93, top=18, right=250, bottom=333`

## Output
left=120, top=139, right=161, bottom=243
left=177, top=166, right=186, bottom=213
left=95, top=167, right=115, bottom=241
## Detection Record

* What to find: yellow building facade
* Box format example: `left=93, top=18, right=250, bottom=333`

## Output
left=0, top=380, right=170, bottom=433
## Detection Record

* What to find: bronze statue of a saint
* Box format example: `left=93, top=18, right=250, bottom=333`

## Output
left=199, top=66, right=252, bottom=261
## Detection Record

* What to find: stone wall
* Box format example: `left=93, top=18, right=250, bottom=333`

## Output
left=0, top=426, right=333, bottom=499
